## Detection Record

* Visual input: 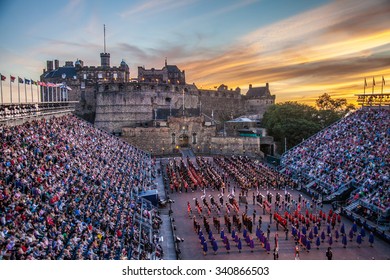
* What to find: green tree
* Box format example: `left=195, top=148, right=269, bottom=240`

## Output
left=315, top=93, right=356, bottom=128
left=316, top=93, right=347, bottom=111
left=262, top=94, right=356, bottom=154
left=261, top=102, right=321, bottom=152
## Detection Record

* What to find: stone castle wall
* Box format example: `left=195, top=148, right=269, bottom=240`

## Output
left=210, top=136, right=263, bottom=156
left=94, top=83, right=200, bottom=133
left=245, top=95, right=276, bottom=117
left=122, top=116, right=215, bottom=153
left=199, top=90, right=245, bottom=121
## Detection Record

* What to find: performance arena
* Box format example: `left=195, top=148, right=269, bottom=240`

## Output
left=0, top=105, right=389, bottom=260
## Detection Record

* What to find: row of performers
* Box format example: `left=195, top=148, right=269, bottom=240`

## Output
left=165, top=157, right=225, bottom=193
left=192, top=211, right=256, bottom=237
left=197, top=225, right=275, bottom=255
left=188, top=193, right=240, bottom=218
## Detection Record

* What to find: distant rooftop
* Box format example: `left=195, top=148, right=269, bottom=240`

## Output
left=246, top=83, right=270, bottom=98
left=227, top=117, right=256, bottom=123
left=43, top=66, right=77, bottom=79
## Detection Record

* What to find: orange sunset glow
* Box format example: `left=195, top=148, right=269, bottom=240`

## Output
left=0, top=0, right=389, bottom=105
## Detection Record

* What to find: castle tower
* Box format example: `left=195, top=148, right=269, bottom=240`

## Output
left=100, top=52, right=110, bottom=67
left=100, top=24, right=110, bottom=67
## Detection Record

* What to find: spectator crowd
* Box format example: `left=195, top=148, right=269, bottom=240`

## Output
left=282, top=108, right=389, bottom=220
left=0, top=114, right=162, bottom=260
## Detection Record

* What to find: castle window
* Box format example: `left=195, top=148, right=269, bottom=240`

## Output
left=192, top=133, right=197, bottom=144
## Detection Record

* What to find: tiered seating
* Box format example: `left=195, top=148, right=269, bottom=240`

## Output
left=282, top=108, right=389, bottom=221
left=0, top=114, right=161, bottom=260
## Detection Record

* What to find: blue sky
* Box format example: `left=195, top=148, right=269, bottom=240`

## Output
left=0, top=0, right=389, bottom=104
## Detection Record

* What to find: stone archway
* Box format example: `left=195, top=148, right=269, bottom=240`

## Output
left=178, top=134, right=189, bottom=147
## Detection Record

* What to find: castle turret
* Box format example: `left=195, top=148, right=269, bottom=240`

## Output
left=100, top=52, right=110, bottom=67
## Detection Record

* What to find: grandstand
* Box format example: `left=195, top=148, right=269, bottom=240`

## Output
left=0, top=113, right=162, bottom=260
left=281, top=107, right=390, bottom=231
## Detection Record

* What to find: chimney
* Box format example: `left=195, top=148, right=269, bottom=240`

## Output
left=266, top=82, right=269, bottom=88
left=54, top=59, right=59, bottom=69
left=249, top=84, right=252, bottom=89
left=46, top=60, right=53, bottom=72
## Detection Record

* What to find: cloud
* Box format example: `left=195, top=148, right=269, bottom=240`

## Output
left=120, top=0, right=198, bottom=18
left=181, top=0, right=390, bottom=104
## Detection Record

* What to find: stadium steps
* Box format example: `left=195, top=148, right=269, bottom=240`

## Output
left=305, top=180, right=317, bottom=189
left=344, top=200, right=360, bottom=212
left=180, top=147, right=195, bottom=158
left=159, top=214, right=177, bottom=260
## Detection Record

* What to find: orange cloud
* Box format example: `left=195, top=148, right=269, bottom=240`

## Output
left=183, top=0, right=390, bottom=105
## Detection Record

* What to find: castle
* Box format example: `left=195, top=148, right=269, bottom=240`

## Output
left=41, top=51, right=276, bottom=156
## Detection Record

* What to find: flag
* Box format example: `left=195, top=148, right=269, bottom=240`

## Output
left=10, top=75, right=15, bottom=82
left=18, top=77, right=24, bottom=83
left=47, top=82, right=56, bottom=87
left=33, top=80, right=38, bottom=85
left=39, top=81, right=47, bottom=87
left=364, top=78, right=367, bottom=87
left=383, top=76, right=385, bottom=86
left=24, top=78, right=30, bottom=84
left=373, top=77, right=375, bottom=86
left=1, top=74, right=5, bottom=81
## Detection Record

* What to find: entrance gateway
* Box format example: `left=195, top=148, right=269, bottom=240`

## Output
left=178, top=134, right=189, bottom=147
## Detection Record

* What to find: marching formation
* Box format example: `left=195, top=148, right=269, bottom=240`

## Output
left=163, top=153, right=382, bottom=259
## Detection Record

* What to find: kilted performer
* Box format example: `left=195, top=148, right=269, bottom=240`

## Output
left=321, top=230, right=326, bottom=243
left=340, top=223, right=345, bottom=235
left=203, top=241, right=208, bottom=255
left=250, top=238, right=254, bottom=252
left=360, top=227, right=366, bottom=240
left=212, top=239, right=218, bottom=255
left=356, top=233, right=362, bottom=248
left=316, top=236, right=321, bottom=249
left=342, top=234, right=347, bottom=248
left=335, top=229, right=339, bottom=242
left=306, top=239, right=311, bottom=252
left=368, top=232, right=374, bottom=247
left=225, top=239, right=231, bottom=254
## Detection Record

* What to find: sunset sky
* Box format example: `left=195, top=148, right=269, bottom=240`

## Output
left=0, top=0, right=389, bottom=104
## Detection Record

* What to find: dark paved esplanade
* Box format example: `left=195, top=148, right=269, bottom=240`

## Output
left=156, top=156, right=390, bottom=261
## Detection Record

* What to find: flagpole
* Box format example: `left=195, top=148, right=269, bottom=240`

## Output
left=0, top=76, right=3, bottom=105
left=18, top=77, right=21, bottom=104
left=30, top=81, right=33, bottom=103
left=363, top=78, right=366, bottom=94
left=36, top=83, right=39, bottom=103
left=10, top=77, right=13, bottom=104
left=372, top=77, right=375, bottom=95
left=381, top=76, right=384, bottom=94
left=24, top=80, right=27, bottom=103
